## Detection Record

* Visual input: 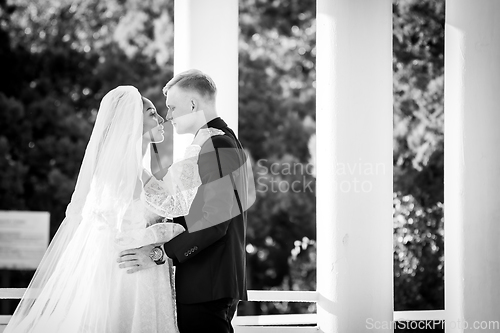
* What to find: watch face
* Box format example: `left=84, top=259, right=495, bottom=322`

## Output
left=150, top=247, right=163, bottom=261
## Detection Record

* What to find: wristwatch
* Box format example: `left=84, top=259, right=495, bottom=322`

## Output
left=149, top=246, right=165, bottom=265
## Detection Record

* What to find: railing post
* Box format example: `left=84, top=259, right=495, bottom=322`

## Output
left=172, top=0, right=238, bottom=158
left=444, top=1, right=500, bottom=332
left=316, top=0, right=394, bottom=332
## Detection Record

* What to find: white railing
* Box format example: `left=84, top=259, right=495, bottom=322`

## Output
left=0, top=288, right=446, bottom=332
left=0, top=289, right=319, bottom=333
left=393, top=309, right=446, bottom=322
left=233, top=290, right=318, bottom=332
left=0, top=288, right=24, bottom=331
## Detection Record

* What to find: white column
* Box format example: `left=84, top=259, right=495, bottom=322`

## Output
left=316, top=0, right=393, bottom=332
left=444, top=1, right=500, bottom=332
left=173, top=0, right=238, bottom=159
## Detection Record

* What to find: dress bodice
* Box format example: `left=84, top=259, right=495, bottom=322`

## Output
left=121, top=193, right=162, bottom=231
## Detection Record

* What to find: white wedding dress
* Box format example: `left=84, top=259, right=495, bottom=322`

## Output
left=5, top=86, right=201, bottom=333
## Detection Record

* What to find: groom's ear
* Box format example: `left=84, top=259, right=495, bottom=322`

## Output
left=191, top=99, right=196, bottom=111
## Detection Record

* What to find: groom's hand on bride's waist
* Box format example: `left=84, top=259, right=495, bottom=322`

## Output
left=117, top=244, right=160, bottom=274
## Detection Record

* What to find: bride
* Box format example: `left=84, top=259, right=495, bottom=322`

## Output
left=5, top=86, right=223, bottom=333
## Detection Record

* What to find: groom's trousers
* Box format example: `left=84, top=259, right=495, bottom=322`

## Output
left=176, top=298, right=238, bottom=333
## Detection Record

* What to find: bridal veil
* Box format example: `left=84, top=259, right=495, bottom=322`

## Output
left=5, top=86, right=146, bottom=332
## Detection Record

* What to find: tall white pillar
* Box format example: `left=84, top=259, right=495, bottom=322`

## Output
left=444, top=1, right=500, bottom=332
left=173, top=0, right=238, bottom=159
left=316, top=0, right=393, bottom=332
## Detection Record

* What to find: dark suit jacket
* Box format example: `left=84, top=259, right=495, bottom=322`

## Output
left=164, top=117, right=249, bottom=304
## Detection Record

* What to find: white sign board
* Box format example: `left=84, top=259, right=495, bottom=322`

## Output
left=0, top=211, right=50, bottom=270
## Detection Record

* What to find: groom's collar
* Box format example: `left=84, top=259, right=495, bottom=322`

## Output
left=206, top=117, right=227, bottom=129
left=195, top=117, right=227, bottom=135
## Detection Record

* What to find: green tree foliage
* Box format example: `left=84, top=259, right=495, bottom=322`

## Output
left=393, top=0, right=445, bottom=206
left=393, top=0, right=445, bottom=313
left=0, top=0, right=174, bottom=237
left=238, top=0, right=317, bottom=315
left=393, top=194, right=444, bottom=310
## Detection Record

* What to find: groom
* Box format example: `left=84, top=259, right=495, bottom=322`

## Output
left=121, top=69, right=252, bottom=333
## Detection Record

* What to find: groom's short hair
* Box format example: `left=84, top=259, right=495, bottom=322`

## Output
left=163, top=69, right=217, bottom=100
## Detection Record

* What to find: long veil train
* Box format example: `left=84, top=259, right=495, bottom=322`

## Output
left=5, top=86, right=178, bottom=333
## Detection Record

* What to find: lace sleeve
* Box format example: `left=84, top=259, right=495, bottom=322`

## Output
left=115, top=221, right=186, bottom=248
left=144, top=222, right=185, bottom=244
left=143, top=145, right=202, bottom=218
